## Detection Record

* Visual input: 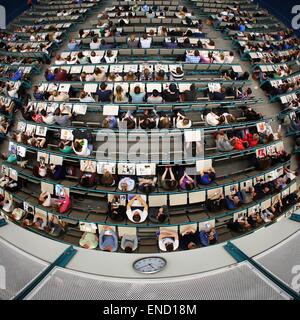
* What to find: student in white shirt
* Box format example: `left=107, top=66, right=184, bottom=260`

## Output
left=79, top=91, right=96, bottom=103
left=223, top=51, right=235, bottom=64
left=38, top=191, right=52, bottom=207
left=54, top=54, right=66, bottom=65
left=159, top=229, right=179, bottom=251
left=126, top=195, right=148, bottom=224
left=41, top=109, right=55, bottom=125
left=205, top=110, right=220, bottom=126
left=204, top=40, right=215, bottom=50
left=176, top=112, right=192, bottom=128
left=140, top=33, right=152, bottom=49
left=90, top=37, right=101, bottom=50
left=105, top=50, right=117, bottom=63
left=90, top=51, right=102, bottom=64
left=72, top=138, right=91, bottom=157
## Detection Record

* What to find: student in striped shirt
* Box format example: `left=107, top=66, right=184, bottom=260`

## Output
left=170, top=67, right=184, bottom=81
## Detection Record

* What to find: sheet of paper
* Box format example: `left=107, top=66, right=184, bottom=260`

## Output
left=103, top=105, right=119, bottom=116
left=73, top=104, right=87, bottom=115
left=35, top=126, right=48, bottom=137
left=49, top=155, right=63, bottom=166
left=136, top=163, right=156, bottom=176
left=41, top=181, right=54, bottom=194
left=60, top=129, right=74, bottom=141
left=84, top=83, right=98, bottom=93
left=37, top=152, right=50, bottom=164
left=184, top=130, right=201, bottom=142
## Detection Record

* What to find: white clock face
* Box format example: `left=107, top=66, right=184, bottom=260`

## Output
left=133, top=257, right=167, bottom=274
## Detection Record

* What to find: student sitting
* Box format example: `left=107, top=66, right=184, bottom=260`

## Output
left=197, top=167, right=216, bottom=185
left=67, top=38, right=81, bottom=51
left=79, top=91, right=96, bottom=103
left=38, top=191, right=52, bottom=207
left=97, top=82, right=113, bottom=102
left=54, top=188, right=71, bottom=214
left=170, top=66, right=184, bottom=81
left=139, top=110, right=157, bottom=129
left=102, top=116, right=118, bottom=129
left=53, top=107, right=72, bottom=126
left=124, top=71, right=137, bottom=81
left=160, top=166, right=178, bottom=191
left=138, top=176, right=157, bottom=194
left=205, top=110, right=220, bottom=126
left=48, top=90, right=69, bottom=102
left=126, top=195, right=148, bottom=224
left=215, top=131, right=234, bottom=152
left=147, top=89, right=163, bottom=104
left=79, top=232, right=98, bottom=249
left=121, top=234, right=138, bottom=253
left=104, top=49, right=116, bottom=63
left=140, top=67, right=153, bottom=81
left=149, top=206, right=169, bottom=224
left=159, top=229, right=179, bottom=252
left=130, top=85, right=145, bottom=103
left=204, top=40, right=215, bottom=50
left=176, top=111, right=192, bottom=128
left=79, top=161, right=97, bottom=188
left=185, top=50, right=201, bottom=63
left=181, top=84, right=197, bottom=102
left=163, top=83, right=180, bottom=102
left=72, top=137, right=91, bottom=157
left=120, top=111, right=136, bottom=129
left=179, top=227, right=200, bottom=250
left=178, top=167, right=196, bottom=190
left=224, top=189, right=242, bottom=210
left=45, top=215, right=67, bottom=237
left=107, top=72, right=122, bottom=82
left=205, top=189, right=225, bottom=212
left=158, top=114, right=172, bottom=129
left=99, top=227, right=118, bottom=252
left=94, top=68, right=106, bottom=82
left=59, top=140, right=73, bottom=154
left=90, top=36, right=101, bottom=50
left=140, top=33, right=152, bottom=48
left=199, top=226, right=218, bottom=246
left=165, top=36, right=177, bottom=49
left=21, top=206, right=35, bottom=227
left=127, top=33, right=139, bottom=48
left=118, top=176, right=135, bottom=192
left=108, top=196, right=126, bottom=222
left=209, top=87, right=226, bottom=101
left=114, top=85, right=128, bottom=103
